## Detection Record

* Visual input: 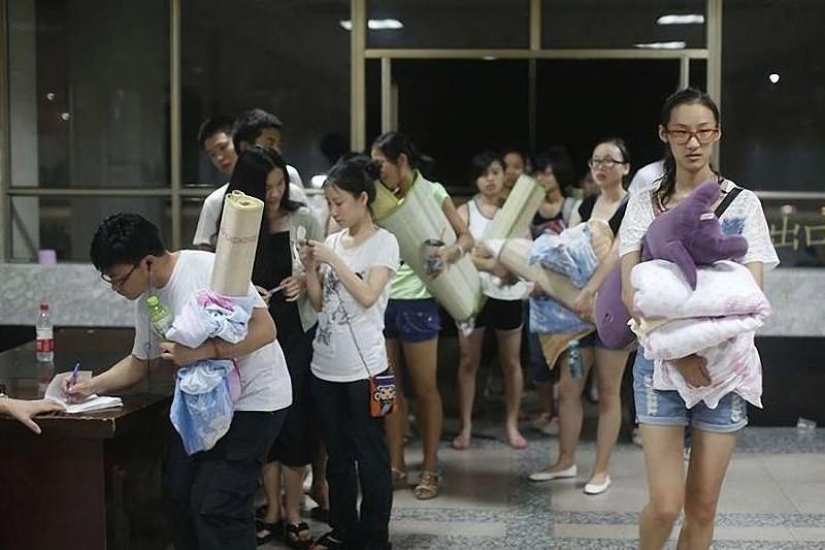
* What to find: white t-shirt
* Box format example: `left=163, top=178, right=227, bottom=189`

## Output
left=311, top=228, right=400, bottom=382
left=619, top=179, right=780, bottom=270
left=192, top=165, right=308, bottom=248
left=131, top=250, right=293, bottom=412
left=628, top=160, right=664, bottom=196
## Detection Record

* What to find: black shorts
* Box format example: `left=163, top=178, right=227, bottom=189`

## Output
left=475, top=297, right=523, bottom=332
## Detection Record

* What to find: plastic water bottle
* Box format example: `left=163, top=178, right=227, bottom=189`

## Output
left=35, top=302, right=54, bottom=362
left=146, top=295, right=173, bottom=338
left=568, top=340, right=583, bottom=380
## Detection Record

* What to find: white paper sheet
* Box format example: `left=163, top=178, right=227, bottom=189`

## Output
left=45, top=372, right=123, bottom=414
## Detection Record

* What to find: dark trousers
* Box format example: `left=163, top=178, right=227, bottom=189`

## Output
left=163, top=409, right=286, bottom=550
left=312, top=375, right=393, bottom=549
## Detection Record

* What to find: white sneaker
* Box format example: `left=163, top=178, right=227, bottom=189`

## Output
left=584, top=475, right=611, bottom=495
left=529, top=464, right=577, bottom=482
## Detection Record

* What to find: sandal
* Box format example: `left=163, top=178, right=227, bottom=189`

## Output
left=311, top=530, right=345, bottom=550
left=413, top=471, right=440, bottom=500
left=256, top=519, right=284, bottom=546
left=284, top=521, right=313, bottom=549
left=391, top=468, right=408, bottom=491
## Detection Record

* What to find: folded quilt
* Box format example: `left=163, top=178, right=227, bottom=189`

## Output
left=631, top=260, right=770, bottom=409
left=631, top=260, right=771, bottom=321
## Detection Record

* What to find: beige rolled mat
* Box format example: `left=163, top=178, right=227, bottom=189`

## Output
left=374, top=179, right=482, bottom=321
left=210, top=191, right=265, bottom=296
left=539, top=329, right=594, bottom=370
left=485, top=219, right=615, bottom=310
left=486, top=237, right=581, bottom=310
left=483, top=174, right=544, bottom=240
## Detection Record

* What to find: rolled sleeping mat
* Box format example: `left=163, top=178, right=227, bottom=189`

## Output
left=210, top=191, right=264, bottom=297
left=373, top=179, right=483, bottom=321
left=485, top=219, right=616, bottom=310
left=486, top=237, right=580, bottom=309
left=483, top=173, right=544, bottom=240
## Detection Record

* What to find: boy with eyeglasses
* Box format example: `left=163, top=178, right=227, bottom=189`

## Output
left=68, top=212, right=293, bottom=550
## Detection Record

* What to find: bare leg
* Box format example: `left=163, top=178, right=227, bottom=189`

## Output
left=283, top=464, right=313, bottom=544
left=537, top=381, right=555, bottom=418
left=496, top=328, right=527, bottom=449
left=589, top=348, right=630, bottom=484
left=676, top=429, right=737, bottom=550
left=259, top=462, right=283, bottom=539
left=638, top=424, right=687, bottom=550
left=539, top=348, right=593, bottom=471
left=452, top=329, right=485, bottom=450
left=402, top=338, right=442, bottom=473
left=310, top=442, right=329, bottom=512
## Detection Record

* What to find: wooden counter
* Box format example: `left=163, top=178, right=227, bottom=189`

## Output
left=0, top=330, right=175, bottom=550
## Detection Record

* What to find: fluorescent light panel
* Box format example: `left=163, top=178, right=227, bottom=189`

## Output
left=657, top=14, right=705, bottom=25
left=634, top=41, right=687, bottom=50
left=339, top=19, right=404, bottom=31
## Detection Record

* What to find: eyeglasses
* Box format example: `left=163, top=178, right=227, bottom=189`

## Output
left=665, top=127, right=720, bottom=145
left=588, top=157, right=627, bottom=169
left=101, top=262, right=140, bottom=289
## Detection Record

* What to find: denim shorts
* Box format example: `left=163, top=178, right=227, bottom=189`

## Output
left=384, top=298, right=441, bottom=343
left=633, top=352, right=748, bottom=434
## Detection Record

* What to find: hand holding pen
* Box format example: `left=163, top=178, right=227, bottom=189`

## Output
left=62, top=362, right=95, bottom=403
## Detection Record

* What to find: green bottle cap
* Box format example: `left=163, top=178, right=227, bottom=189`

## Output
left=146, top=296, right=159, bottom=307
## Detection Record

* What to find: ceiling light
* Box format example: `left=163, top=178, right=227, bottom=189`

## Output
left=657, top=14, right=705, bottom=25
left=769, top=73, right=781, bottom=84
left=339, top=19, right=404, bottom=31
left=634, top=41, right=687, bottom=50
left=481, top=56, right=497, bottom=61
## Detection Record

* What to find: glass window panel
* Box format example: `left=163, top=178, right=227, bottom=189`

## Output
left=760, top=198, right=825, bottom=268
left=7, top=0, right=170, bottom=190
left=11, top=197, right=169, bottom=262
left=367, top=0, right=530, bottom=49
left=689, top=59, right=707, bottom=90
left=536, top=60, right=681, bottom=175
left=371, top=60, right=529, bottom=193
left=721, top=0, right=825, bottom=192
left=181, top=0, right=351, bottom=189
left=542, top=0, right=705, bottom=50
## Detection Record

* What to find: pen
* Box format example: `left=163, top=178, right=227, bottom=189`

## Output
left=264, top=284, right=287, bottom=299
left=68, top=361, right=81, bottom=389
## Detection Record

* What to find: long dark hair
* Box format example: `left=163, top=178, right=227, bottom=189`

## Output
left=213, top=146, right=298, bottom=246
left=657, top=88, right=723, bottom=206
left=372, top=131, right=434, bottom=175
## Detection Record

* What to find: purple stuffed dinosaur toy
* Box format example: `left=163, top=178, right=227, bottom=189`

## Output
left=594, top=180, right=749, bottom=348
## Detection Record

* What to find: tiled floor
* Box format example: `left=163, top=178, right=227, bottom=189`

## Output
left=261, top=420, right=825, bottom=549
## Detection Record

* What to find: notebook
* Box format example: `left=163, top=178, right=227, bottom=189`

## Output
left=45, top=372, right=123, bottom=414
